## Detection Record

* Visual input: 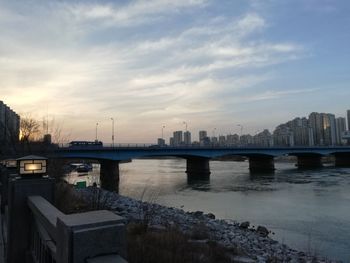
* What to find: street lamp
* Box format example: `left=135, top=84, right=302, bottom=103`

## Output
left=162, top=125, right=166, bottom=139
left=212, top=127, right=217, bottom=137
left=183, top=121, right=188, bottom=132
left=17, top=155, right=47, bottom=178
left=237, top=124, right=243, bottom=137
left=95, top=122, right=99, bottom=142
left=111, top=118, right=115, bottom=147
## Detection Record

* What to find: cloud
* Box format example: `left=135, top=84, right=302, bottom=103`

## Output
left=0, top=0, right=307, bottom=141
left=67, top=0, right=208, bottom=27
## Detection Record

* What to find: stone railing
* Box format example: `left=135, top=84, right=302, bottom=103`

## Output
left=0, top=164, right=128, bottom=263
left=27, top=196, right=127, bottom=263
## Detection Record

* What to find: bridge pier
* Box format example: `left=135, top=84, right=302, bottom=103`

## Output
left=296, top=155, right=323, bottom=169
left=100, top=160, right=120, bottom=191
left=186, top=157, right=211, bottom=180
left=248, top=156, right=275, bottom=172
left=334, top=153, right=350, bottom=167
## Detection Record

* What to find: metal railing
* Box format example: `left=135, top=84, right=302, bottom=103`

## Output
left=57, top=142, right=350, bottom=149
left=28, top=196, right=63, bottom=263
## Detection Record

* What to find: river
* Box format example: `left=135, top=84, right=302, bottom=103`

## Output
left=68, top=159, right=350, bottom=262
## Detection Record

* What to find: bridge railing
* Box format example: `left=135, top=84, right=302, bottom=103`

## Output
left=57, top=143, right=350, bottom=150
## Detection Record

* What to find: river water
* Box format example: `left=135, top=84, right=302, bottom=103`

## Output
left=68, top=159, right=350, bottom=262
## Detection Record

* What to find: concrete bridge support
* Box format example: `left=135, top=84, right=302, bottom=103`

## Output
left=334, top=153, right=350, bottom=167
left=248, top=156, right=275, bottom=172
left=186, top=157, right=211, bottom=180
left=100, top=160, right=120, bottom=191
left=296, top=155, right=323, bottom=169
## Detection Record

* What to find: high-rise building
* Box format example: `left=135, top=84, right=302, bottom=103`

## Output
left=254, top=129, right=273, bottom=147
left=199, top=130, right=207, bottom=142
left=321, top=113, right=336, bottom=146
left=309, top=112, right=323, bottom=145
left=184, top=131, right=191, bottom=145
left=347, top=110, right=350, bottom=130
left=226, top=134, right=239, bottom=146
left=218, top=135, right=226, bottom=146
left=308, top=112, right=337, bottom=146
left=0, top=101, right=20, bottom=145
left=173, top=131, right=183, bottom=146
left=336, top=117, right=346, bottom=145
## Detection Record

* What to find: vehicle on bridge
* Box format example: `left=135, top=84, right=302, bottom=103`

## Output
left=68, top=140, right=103, bottom=148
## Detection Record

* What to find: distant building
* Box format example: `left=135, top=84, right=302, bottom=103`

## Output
left=226, top=134, right=239, bottom=146
left=254, top=129, right=273, bottom=147
left=273, top=125, right=294, bottom=147
left=308, top=112, right=337, bottom=146
left=200, top=136, right=211, bottom=146
left=184, top=131, right=191, bottom=145
left=336, top=117, right=346, bottom=145
left=199, top=130, right=207, bottom=142
left=274, top=117, right=313, bottom=146
left=240, top=134, right=253, bottom=146
left=322, top=113, right=336, bottom=145
left=173, top=131, right=183, bottom=146
left=218, top=135, right=226, bottom=146
left=347, top=110, right=350, bottom=130
left=0, top=101, right=20, bottom=146
left=157, top=138, right=165, bottom=146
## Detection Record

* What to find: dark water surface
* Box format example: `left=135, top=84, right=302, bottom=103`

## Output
left=69, top=159, right=350, bottom=262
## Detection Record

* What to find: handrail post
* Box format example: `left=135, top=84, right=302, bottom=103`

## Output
left=56, top=210, right=127, bottom=262
left=7, top=176, right=55, bottom=263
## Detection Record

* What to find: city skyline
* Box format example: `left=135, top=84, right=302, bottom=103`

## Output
left=1, top=0, right=350, bottom=142
left=164, top=109, right=350, bottom=146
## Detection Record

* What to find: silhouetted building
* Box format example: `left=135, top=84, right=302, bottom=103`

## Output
left=336, top=117, right=346, bottom=145
left=157, top=138, right=165, bottom=146
left=173, top=131, right=183, bottom=146
left=199, top=130, right=207, bottom=142
left=0, top=101, right=20, bottom=146
left=218, top=135, right=226, bottom=146
left=227, top=134, right=239, bottom=146
left=184, top=131, right=191, bottom=145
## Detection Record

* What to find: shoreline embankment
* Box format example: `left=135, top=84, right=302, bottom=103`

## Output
left=78, top=187, right=339, bottom=263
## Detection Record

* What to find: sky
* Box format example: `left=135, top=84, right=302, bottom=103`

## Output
left=1, top=0, right=350, bottom=143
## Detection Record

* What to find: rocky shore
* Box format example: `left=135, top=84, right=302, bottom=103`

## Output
left=78, top=187, right=339, bottom=263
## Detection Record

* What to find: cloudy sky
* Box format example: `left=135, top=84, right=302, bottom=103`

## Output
left=1, top=0, right=350, bottom=143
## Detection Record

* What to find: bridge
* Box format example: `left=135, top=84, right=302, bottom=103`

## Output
left=54, top=146, right=350, bottom=191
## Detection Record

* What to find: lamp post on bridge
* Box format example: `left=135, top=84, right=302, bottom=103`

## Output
left=183, top=121, right=188, bottom=132
left=95, top=122, right=99, bottom=142
left=237, top=124, right=243, bottom=137
left=111, top=118, right=115, bottom=147
left=162, top=125, right=165, bottom=140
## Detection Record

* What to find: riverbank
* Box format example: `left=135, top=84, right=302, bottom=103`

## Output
left=77, top=187, right=339, bottom=263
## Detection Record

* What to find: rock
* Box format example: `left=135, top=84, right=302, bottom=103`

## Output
left=256, top=226, right=269, bottom=237
left=76, top=188, right=335, bottom=263
left=230, top=256, right=256, bottom=263
left=206, top=213, right=215, bottom=219
left=193, top=211, right=203, bottom=217
left=239, top=221, right=250, bottom=229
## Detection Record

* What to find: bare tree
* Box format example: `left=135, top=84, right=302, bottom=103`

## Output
left=20, top=115, right=40, bottom=143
